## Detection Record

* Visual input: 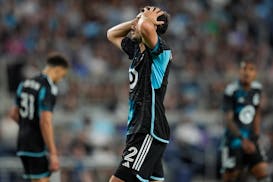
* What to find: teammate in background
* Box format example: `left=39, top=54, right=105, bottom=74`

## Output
left=107, top=6, right=172, bottom=182
left=221, top=58, right=271, bottom=182
left=9, top=53, right=69, bottom=182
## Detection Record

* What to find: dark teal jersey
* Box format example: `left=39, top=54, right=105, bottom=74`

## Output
left=121, top=37, right=172, bottom=144
left=15, top=74, right=57, bottom=156
left=223, top=81, right=262, bottom=148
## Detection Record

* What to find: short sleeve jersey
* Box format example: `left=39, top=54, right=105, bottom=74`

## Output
left=15, top=74, right=57, bottom=155
left=223, top=81, right=262, bottom=147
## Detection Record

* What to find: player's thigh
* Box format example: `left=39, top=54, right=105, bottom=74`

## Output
left=114, top=134, right=166, bottom=181
left=109, top=175, right=125, bottom=182
left=149, top=159, right=164, bottom=181
left=20, top=156, right=51, bottom=180
left=248, top=142, right=269, bottom=178
left=222, top=170, right=241, bottom=182
left=250, top=162, right=269, bottom=179
left=221, top=146, right=242, bottom=172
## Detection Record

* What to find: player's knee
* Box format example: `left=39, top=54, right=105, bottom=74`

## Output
left=109, top=175, right=124, bottom=182
left=257, top=176, right=272, bottom=182
left=223, top=171, right=240, bottom=182
left=251, top=162, right=269, bottom=179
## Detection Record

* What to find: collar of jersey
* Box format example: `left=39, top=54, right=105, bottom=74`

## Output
left=41, top=73, right=56, bottom=87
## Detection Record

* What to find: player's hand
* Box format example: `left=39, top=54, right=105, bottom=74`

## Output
left=49, top=154, right=60, bottom=172
left=141, top=6, right=164, bottom=25
left=242, top=139, right=256, bottom=154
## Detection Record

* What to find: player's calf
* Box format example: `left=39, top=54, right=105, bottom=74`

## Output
left=223, top=170, right=242, bottom=182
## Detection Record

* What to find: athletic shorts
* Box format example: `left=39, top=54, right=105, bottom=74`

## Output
left=20, top=156, right=51, bottom=180
left=221, top=140, right=267, bottom=173
left=114, top=133, right=167, bottom=182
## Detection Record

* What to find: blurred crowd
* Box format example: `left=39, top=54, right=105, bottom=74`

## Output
left=1, top=0, right=273, bottom=181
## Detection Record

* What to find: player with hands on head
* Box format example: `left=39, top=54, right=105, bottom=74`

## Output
left=107, top=6, right=172, bottom=182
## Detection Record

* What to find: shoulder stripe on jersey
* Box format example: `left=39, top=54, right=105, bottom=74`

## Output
left=225, top=81, right=239, bottom=96
left=15, top=82, right=24, bottom=106
left=150, top=88, right=169, bottom=143
left=151, top=50, right=171, bottom=89
left=38, top=87, right=46, bottom=113
left=251, top=81, right=262, bottom=89
left=132, top=134, right=152, bottom=170
left=16, top=82, right=24, bottom=96
left=127, top=100, right=134, bottom=125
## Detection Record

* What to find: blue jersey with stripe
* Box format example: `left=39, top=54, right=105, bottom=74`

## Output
left=15, top=74, right=57, bottom=155
left=223, top=81, right=262, bottom=148
left=121, top=37, right=172, bottom=143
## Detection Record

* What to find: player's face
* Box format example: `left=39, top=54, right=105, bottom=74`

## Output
left=131, top=13, right=142, bottom=43
left=239, top=62, right=257, bottom=85
left=53, top=67, right=68, bottom=83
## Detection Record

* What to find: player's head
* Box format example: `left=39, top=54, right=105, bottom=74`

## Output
left=130, top=6, right=170, bottom=42
left=45, top=52, right=69, bottom=83
left=239, top=56, right=257, bottom=86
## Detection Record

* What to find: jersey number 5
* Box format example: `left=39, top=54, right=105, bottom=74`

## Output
left=20, top=92, right=35, bottom=120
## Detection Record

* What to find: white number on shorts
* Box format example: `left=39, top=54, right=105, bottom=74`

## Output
left=124, top=147, right=138, bottom=162
left=222, top=147, right=235, bottom=169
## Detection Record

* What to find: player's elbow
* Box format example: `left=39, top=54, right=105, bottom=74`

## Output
left=139, top=20, right=154, bottom=37
left=107, top=28, right=114, bottom=42
left=9, top=107, right=19, bottom=123
left=40, top=111, right=52, bottom=127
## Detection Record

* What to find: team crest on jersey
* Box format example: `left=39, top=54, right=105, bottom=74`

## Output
left=239, top=105, right=256, bottom=124
left=129, top=68, right=138, bottom=90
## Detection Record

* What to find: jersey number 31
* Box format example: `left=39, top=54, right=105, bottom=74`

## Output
left=20, top=92, right=35, bottom=120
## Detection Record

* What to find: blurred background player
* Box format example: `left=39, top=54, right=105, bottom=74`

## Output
left=9, top=52, right=69, bottom=182
left=221, top=57, right=271, bottom=182
left=107, top=6, right=172, bottom=182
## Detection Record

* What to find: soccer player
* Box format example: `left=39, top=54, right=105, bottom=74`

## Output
left=221, top=57, right=271, bottom=182
left=107, top=6, right=172, bottom=182
left=9, top=52, right=69, bottom=182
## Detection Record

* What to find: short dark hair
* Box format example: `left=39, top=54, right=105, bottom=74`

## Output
left=156, top=12, right=170, bottom=35
left=240, top=55, right=257, bottom=67
left=140, top=6, right=170, bottom=35
left=46, top=52, right=69, bottom=68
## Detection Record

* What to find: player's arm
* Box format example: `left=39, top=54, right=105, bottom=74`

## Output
left=223, top=90, right=242, bottom=138
left=9, top=106, right=19, bottom=123
left=39, top=87, right=59, bottom=171
left=224, top=111, right=242, bottom=138
left=10, top=82, right=23, bottom=123
left=107, top=20, right=135, bottom=49
left=137, top=7, right=164, bottom=49
left=40, top=111, right=59, bottom=171
left=40, top=111, right=57, bottom=155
